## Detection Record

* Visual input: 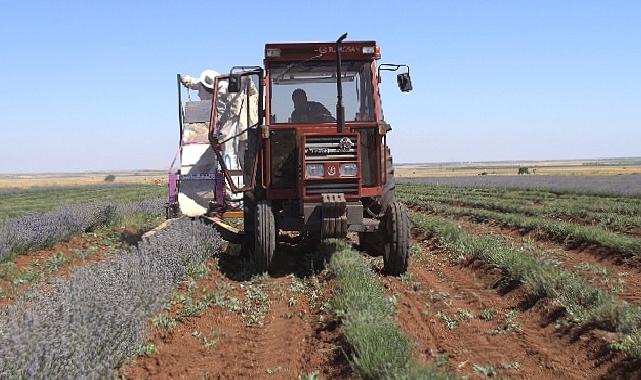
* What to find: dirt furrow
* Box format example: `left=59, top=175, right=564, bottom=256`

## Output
left=125, top=244, right=352, bottom=380
left=215, top=278, right=341, bottom=379
left=434, top=212, right=641, bottom=305
left=381, top=240, right=622, bottom=379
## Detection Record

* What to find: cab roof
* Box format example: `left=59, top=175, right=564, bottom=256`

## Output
left=264, top=40, right=380, bottom=62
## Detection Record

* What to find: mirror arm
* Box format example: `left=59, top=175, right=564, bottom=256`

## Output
left=377, top=63, right=410, bottom=83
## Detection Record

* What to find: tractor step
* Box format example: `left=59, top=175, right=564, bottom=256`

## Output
left=222, top=210, right=243, bottom=218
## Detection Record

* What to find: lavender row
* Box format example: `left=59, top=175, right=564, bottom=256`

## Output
left=397, top=175, right=641, bottom=197
left=0, top=198, right=165, bottom=261
left=0, top=218, right=223, bottom=379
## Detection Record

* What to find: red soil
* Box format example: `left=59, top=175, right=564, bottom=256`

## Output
left=444, top=214, right=641, bottom=306
left=382, top=239, right=637, bottom=379
left=124, top=245, right=353, bottom=380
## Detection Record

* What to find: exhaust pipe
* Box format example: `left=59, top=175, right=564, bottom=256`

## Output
left=335, top=32, right=347, bottom=133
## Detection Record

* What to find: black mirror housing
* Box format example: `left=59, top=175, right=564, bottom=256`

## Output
left=397, top=73, right=412, bottom=92
left=228, top=74, right=242, bottom=92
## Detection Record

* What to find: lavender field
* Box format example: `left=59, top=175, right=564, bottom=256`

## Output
left=0, top=219, right=222, bottom=379
left=398, top=175, right=641, bottom=197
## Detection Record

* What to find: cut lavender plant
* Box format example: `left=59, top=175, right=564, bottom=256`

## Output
left=0, top=218, right=222, bottom=379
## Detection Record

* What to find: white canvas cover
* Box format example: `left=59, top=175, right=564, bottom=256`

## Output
left=178, top=143, right=217, bottom=217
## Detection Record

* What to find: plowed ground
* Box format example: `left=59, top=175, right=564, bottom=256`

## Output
left=124, top=236, right=354, bottom=380
left=126, top=215, right=641, bottom=379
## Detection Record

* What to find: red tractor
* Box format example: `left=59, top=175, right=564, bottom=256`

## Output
left=178, top=33, right=413, bottom=275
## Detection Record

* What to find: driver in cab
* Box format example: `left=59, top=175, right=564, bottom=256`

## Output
left=290, top=89, right=335, bottom=123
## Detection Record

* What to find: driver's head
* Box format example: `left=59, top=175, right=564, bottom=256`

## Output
left=292, top=88, right=307, bottom=109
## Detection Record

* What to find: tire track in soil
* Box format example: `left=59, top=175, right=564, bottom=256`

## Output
left=125, top=243, right=353, bottom=380
left=431, top=212, right=641, bottom=306
left=379, top=237, right=626, bottom=379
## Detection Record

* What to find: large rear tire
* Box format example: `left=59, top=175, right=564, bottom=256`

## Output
left=381, top=146, right=396, bottom=211
left=359, top=147, right=396, bottom=256
left=382, top=201, right=410, bottom=275
left=253, top=201, right=275, bottom=274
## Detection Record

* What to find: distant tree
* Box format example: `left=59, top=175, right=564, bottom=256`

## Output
left=104, top=174, right=116, bottom=182
left=517, top=167, right=529, bottom=175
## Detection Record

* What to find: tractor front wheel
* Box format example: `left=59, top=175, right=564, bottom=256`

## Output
left=253, top=201, right=275, bottom=274
left=382, top=202, right=410, bottom=275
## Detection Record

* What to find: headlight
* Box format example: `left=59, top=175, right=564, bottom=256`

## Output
left=305, top=163, right=324, bottom=178
left=339, top=163, right=358, bottom=177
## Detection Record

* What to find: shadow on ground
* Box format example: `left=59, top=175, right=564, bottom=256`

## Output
left=218, top=233, right=331, bottom=282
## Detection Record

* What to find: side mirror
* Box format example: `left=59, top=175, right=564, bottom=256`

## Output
left=228, top=74, right=242, bottom=92
left=378, top=64, right=413, bottom=92
left=397, top=72, right=412, bottom=92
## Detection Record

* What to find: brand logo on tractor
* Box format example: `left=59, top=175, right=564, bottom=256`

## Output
left=316, top=45, right=359, bottom=54
left=306, top=147, right=329, bottom=155
left=338, top=137, right=353, bottom=152
left=327, top=165, right=337, bottom=176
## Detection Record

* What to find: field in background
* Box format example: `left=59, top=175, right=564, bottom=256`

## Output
left=398, top=175, right=641, bottom=196
left=396, top=158, right=641, bottom=178
left=0, top=170, right=166, bottom=189
left=0, top=184, right=166, bottom=221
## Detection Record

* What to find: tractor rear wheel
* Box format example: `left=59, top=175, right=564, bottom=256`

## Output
left=253, top=201, right=275, bottom=273
left=359, top=147, right=396, bottom=256
left=381, top=146, right=396, bottom=211
left=243, top=194, right=255, bottom=234
left=382, top=201, right=410, bottom=275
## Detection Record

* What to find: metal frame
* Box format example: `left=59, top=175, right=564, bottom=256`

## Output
left=209, top=68, right=264, bottom=194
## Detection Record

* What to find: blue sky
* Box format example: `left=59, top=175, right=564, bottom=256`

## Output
left=1, top=1, right=639, bottom=173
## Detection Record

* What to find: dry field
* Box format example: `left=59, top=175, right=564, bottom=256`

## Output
left=2, top=181, right=641, bottom=379
left=396, top=160, right=641, bottom=178
left=0, top=170, right=166, bottom=189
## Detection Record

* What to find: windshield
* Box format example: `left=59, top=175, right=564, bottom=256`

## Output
left=269, top=61, right=375, bottom=124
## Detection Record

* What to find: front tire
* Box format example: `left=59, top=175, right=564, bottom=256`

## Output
left=253, top=201, right=275, bottom=274
left=382, top=202, right=410, bottom=275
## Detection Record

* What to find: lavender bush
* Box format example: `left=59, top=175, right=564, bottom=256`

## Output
left=0, top=218, right=222, bottom=379
left=0, top=198, right=164, bottom=261
left=115, top=198, right=165, bottom=217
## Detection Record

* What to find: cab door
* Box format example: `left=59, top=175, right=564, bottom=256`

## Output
left=210, top=69, right=264, bottom=198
